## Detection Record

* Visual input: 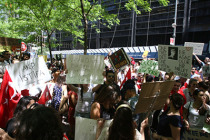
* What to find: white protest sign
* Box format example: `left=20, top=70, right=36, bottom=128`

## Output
left=184, top=42, right=204, bottom=55
left=158, top=45, right=193, bottom=79
left=66, top=55, right=105, bottom=84
left=138, top=60, right=159, bottom=77
left=183, top=129, right=210, bottom=140
left=6, top=57, right=51, bottom=91
left=203, top=65, right=210, bottom=77
left=75, top=117, right=112, bottom=140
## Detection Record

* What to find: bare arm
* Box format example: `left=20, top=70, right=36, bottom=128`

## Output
left=152, top=133, right=173, bottom=140
left=0, top=128, right=15, bottom=140
left=90, top=102, right=101, bottom=120
left=193, top=53, right=203, bottom=65
left=92, top=84, right=102, bottom=93
left=139, top=118, right=148, bottom=140
left=67, top=84, right=78, bottom=93
left=95, top=119, right=105, bottom=140
left=170, top=124, right=181, bottom=140
left=71, top=93, right=77, bottom=106
left=183, top=107, right=190, bottom=130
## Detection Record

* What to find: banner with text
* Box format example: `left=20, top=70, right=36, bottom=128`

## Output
left=66, top=55, right=105, bottom=84
left=75, top=117, right=112, bottom=140
left=158, top=45, right=193, bottom=79
left=109, top=48, right=131, bottom=69
left=183, top=129, right=210, bottom=140
left=138, top=60, right=159, bottom=77
left=184, top=42, right=204, bottom=55
left=6, top=57, right=51, bottom=91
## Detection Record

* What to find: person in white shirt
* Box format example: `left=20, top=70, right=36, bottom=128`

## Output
left=68, top=84, right=93, bottom=118
left=183, top=89, right=210, bottom=131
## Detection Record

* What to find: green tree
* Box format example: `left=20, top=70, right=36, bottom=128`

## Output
left=59, top=0, right=169, bottom=54
left=2, top=0, right=74, bottom=63
left=125, top=0, right=169, bottom=14
left=58, top=0, right=119, bottom=54
left=0, top=0, right=169, bottom=58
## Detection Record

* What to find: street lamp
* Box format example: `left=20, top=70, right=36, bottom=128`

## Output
left=172, top=0, right=178, bottom=46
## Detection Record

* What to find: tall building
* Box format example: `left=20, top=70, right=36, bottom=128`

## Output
left=55, top=0, right=210, bottom=50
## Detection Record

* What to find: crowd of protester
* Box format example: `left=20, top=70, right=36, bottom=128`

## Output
left=0, top=50, right=210, bottom=140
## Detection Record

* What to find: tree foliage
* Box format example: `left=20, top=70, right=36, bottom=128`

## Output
left=0, top=0, right=169, bottom=58
left=125, top=0, right=169, bottom=14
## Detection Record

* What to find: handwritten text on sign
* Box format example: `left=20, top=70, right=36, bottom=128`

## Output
left=184, top=42, right=204, bottom=55
left=66, top=55, right=105, bottom=84
left=138, top=60, right=159, bottom=77
left=158, top=45, right=193, bottom=79
left=6, top=57, right=51, bottom=91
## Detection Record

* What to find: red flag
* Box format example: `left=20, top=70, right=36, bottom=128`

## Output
left=0, top=70, right=21, bottom=128
left=38, top=84, right=52, bottom=105
left=120, top=68, right=131, bottom=89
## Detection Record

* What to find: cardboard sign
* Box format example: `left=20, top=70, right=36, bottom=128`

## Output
left=0, top=37, right=6, bottom=46
left=203, top=65, right=210, bottom=77
left=66, top=55, right=105, bottom=84
left=108, top=48, right=131, bottom=69
left=135, top=81, right=175, bottom=114
left=6, top=57, right=51, bottom=91
left=0, top=37, right=21, bottom=47
left=184, top=42, right=204, bottom=55
left=183, top=129, right=210, bottom=140
left=158, top=45, right=193, bottom=79
left=138, top=60, right=159, bottom=77
left=75, top=117, right=112, bottom=140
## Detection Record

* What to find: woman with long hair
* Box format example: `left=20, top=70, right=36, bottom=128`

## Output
left=95, top=101, right=148, bottom=140
left=5, top=96, right=36, bottom=138
left=153, top=93, right=184, bottom=140
left=183, top=89, right=210, bottom=131
left=90, top=84, right=121, bottom=120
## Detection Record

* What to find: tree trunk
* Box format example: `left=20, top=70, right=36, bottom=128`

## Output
left=80, top=0, right=88, bottom=55
left=41, top=31, right=43, bottom=54
left=84, top=20, right=88, bottom=55
left=48, top=34, right=53, bottom=64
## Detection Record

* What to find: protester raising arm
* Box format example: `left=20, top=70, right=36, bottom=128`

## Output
left=193, top=53, right=205, bottom=66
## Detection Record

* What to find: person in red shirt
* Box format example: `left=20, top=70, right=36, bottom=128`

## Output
left=164, top=80, right=186, bottom=118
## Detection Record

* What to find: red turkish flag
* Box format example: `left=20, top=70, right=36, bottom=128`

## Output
left=38, top=84, right=52, bottom=105
left=0, top=70, right=21, bottom=128
left=120, top=68, right=131, bottom=89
